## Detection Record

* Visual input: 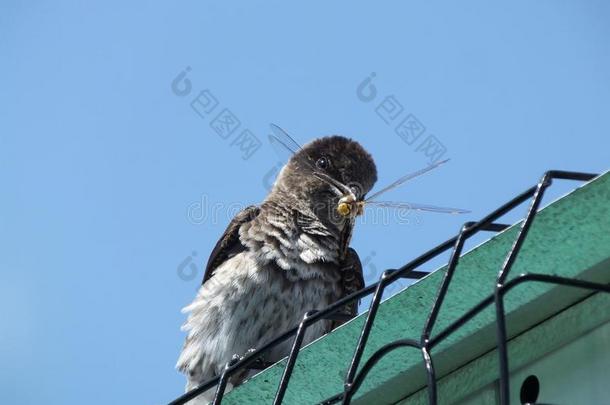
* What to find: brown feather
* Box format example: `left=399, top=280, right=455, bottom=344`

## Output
left=202, top=205, right=260, bottom=284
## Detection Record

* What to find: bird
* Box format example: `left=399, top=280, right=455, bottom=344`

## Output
left=176, top=134, right=377, bottom=403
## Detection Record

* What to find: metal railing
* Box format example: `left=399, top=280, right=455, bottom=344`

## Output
left=168, top=170, right=607, bottom=405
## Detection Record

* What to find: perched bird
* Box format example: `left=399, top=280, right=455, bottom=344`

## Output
left=176, top=135, right=377, bottom=403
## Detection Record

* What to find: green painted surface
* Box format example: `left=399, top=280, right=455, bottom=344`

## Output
left=401, top=285, right=610, bottom=404
left=508, top=308, right=610, bottom=404
left=224, top=172, right=610, bottom=404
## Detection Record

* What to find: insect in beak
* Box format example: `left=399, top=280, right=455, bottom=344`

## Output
left=270, top=125, right=470, bottom=220
left=337, top=194, right=364, bottom=218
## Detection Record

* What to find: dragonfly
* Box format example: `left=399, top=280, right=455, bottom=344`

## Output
left=268, top=123, right=470, bottom=219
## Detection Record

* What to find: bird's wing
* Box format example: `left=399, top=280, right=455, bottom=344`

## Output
left=330, top=247, right=365, bottom=330
left=202, top=205, right=260, bottom=284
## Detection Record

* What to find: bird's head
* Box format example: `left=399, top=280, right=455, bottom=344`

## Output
left=271, top=135, right=378, bottom=232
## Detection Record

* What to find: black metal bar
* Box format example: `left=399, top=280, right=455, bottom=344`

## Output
left=168, top=181, right=550, bottom=405
left=421, top=346, right=437, bottom=405
left=495, top=271, right=610, bottom=405
left=167, top=170, right=599, bottom=405
left=423, top=222, right=509, bottom=343
left=428, top=294, right=495, bottom=348
left=419, top=220, right=506, bottom=405
left=496, top=170, right=596, bottom=287
left=420, top=222, right=473, bottom=405
left=274, top=310, right=318, bottom=405
left=494, top=288, right=510, bottom=405
left=416, top=219, right=508, bottom=405
left=428, top=171, right=596, bottom=349
left=321, top=171, right=598, bottom=405
left=402, top=270, right=430, bottom=279
left=493, top=170, right=596, bottom=404
left=168, top=284, right=379, bottom=405
left=212, top=357, right=240, bottom=405
left=342, top=182, right=550, bottom=401
left=497, top=174, right=550, bottom=286
left=393, top=184, right=537, bottom=281
left=430, top=272, right=610, bottom=352
left=343, top=270, right=394, bottom=398
left=422, top=223, right=470, bottom=344
left=502, top=272, right=610, bottom=296
left=171, top=275, right=407, bottom=405
left=168, top=375, right=221, bottom=405
left=344, top=339, right=421, bottom=403
left=543, top=170, right=597, bottom=182
left=328, top=273, right=609, bottom=405
left=483, top=223, right=513, bottom=232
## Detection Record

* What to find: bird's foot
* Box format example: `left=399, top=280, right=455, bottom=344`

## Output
left=242, top=348, right=274, bottom=370
left=326, top=310, right=353, bottom=323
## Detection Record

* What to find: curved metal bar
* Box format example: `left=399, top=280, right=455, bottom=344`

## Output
left=430, top=272, right=610, bottom=350
left=422, top=222, right=472, bottom=343
left=423, top=220, right=511, bottom=341
left=428, top=294, right=495, bottom=348
left=344, top=270, right=394, bottom=395
left=167, top=170, right=599, bottom=405
left=168, top=374, right=223, bottom=405
left=421, top=346, right=437, bottom=405
left=169, top=268, right=423, bottom=405
left=168, top=284, right=378, bottom=405
left=344, top=338, right=421, bottom=403
left=502, top=272, right=610, bottom=295
left=497, top=173, right=551, bottom=286
left=342, top=273, right=610, bottom=405
left=499, top=272, right=607, bottom=405
left=212, top=357, right=240, bottom=405
left=274, top=310, right=319, bottom=405
left=342, top=179, right=564, bottom=400
left=421, top=220, right=508, bottom=405
left=494, top=170, right=597, bottom=404
left=497, top=170, right=596, bottom=286
left=493, top=288, right=510, bottom=405
left=495, top=272, right=610, bottom=405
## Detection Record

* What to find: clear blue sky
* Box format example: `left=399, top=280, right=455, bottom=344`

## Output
left=1, top=1, right=609, bottom=404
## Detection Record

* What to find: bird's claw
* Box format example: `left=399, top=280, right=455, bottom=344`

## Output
left=241, top=348, right=274, bottom=370
left=339, top=248, right=359, bottom=271
left=228, top=348, right=273, bottom=370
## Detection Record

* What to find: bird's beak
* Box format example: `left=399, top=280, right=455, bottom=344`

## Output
left=312, top=172, right=352, bottom=197
left=312, top=172, right=362, bottom=218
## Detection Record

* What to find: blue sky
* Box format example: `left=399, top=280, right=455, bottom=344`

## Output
left=1, top=1, right=609, bottom=404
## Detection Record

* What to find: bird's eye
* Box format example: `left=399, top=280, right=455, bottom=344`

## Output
left=316, top=156, right=330, bottom=170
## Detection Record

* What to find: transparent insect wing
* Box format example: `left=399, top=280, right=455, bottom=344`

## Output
left=269, top=123, right=349, bottom=196
left=269, top=123, right=321, bottom=172
left=365, top=158, right=450, bottom=202
left=269, top=123, right=303, bottom=159
left=267, top=124, right=470, bottom=216
left=365, top=201, right=470, bottom=215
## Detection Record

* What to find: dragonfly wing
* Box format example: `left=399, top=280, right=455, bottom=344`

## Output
left=268, top=123, right=304, bottom=161
left=268, top=124, right=333, bottom=182
left=365, top=159, right=450, bottom=202
left=366, top=201, right=470, bottom=214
